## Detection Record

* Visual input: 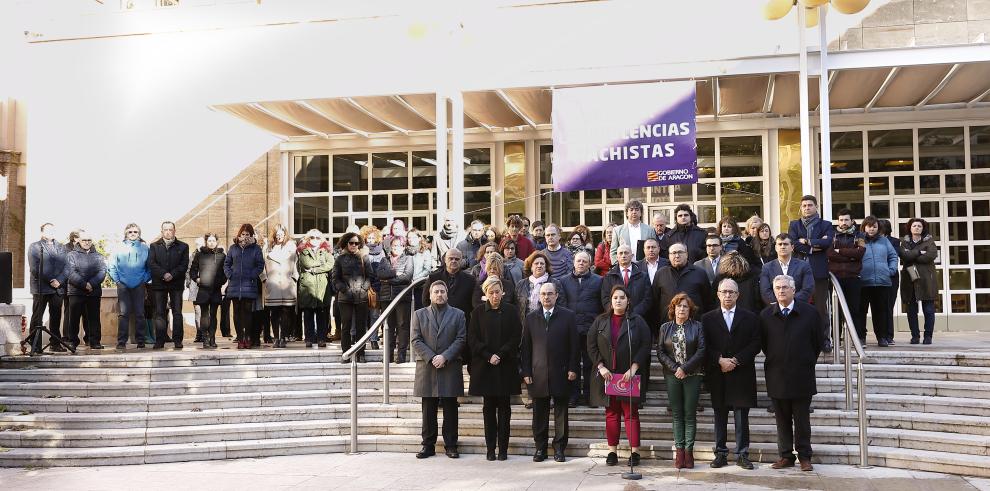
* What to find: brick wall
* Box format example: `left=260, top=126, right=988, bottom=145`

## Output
left=1, top=156, right=26, bottom=288
left=831, top=0, right=990, bottom=50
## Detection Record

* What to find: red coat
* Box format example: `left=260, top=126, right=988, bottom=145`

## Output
left=594, top=242, right=612, bottom=276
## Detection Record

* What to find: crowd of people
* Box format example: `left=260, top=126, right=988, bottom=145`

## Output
left=24, top=195, right=940, bottom=469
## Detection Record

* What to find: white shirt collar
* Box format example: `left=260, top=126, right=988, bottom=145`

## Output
left=722, top=307, right=735, bottom=315
left=544, top=307, right=555, bottom=317
left=778, top=301, right=795, bottom=312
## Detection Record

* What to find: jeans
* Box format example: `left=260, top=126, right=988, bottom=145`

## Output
left=29, top=293, right=63, bottom=352
left=713, top=406, right=750, bottom=457
left=907, top=300, right=936, bottom=340
left=117, top=285, right=146, bottom=346
left=153, top=289, right=184, bottom=346
left=302, top=307, right=329, bottom=344
left=665, top=373, right=702, bottom=449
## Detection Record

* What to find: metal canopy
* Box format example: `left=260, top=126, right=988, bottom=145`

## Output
left=213, top=61, right=990, bottom=140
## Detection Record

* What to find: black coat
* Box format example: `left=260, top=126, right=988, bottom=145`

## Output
left=759, top=301, right=823, bottom=399
left=662, top=224, right=708, bottom=263
left=701, top=307, right=761, bottom=408
left=587, top=313, right=652, bottom=407
left=333, top=252, right=374, bottom=304
left=468, top=303, right=522, bottom=397
left=423, top=269, right=477, bottom=325
left=656, top=319, right=707, bottom=376
left=376, top=254, right=413, bottom=304
left=147, top=238, right=190, bottom=291
left=66, top=245, right=107, bottom=297
left=521, top=307, right=579, bottom=398
left=189, top=247, right=227, bottom=304
left=654, top=264, right=715, bottom=319
left=600, top=263, right=653, bottom=320
left=636, top=259, right=665, bottom=330
left=28, top=239, right=69, bottom=295
left=559, top=271, right=604, bottom=335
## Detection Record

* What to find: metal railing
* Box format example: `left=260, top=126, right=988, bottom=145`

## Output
left=341, top=276, right=428, bottom=454
left=828, top=272, right=871, bottom=468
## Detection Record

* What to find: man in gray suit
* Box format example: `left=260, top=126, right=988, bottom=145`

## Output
left=610, top=199, right=657, bottom=263
left=695, top=235, right=724, bottom=287
left=412, top=280, right=467, bottom=459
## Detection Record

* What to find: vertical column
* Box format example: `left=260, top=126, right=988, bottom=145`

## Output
left=435, top=92, right=448, bottom=232
left=797, top=7, right=814, bottom=197
left=818, top=5, right=833, bottom=220
left=450, top=92, right=465, bottom=225
left=280, top=151, right=290, bottom=230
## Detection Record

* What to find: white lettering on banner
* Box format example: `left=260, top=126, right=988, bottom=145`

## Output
left=592, top=143, right=676, bottom=162
left=621, top=122, right=692, bottom=140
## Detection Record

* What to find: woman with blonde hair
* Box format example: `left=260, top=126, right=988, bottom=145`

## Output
left=472, top=253, right=516, bottom=309
left=264, top=224, right=298, bottom=348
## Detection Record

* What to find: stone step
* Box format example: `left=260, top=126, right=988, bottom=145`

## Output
left=1, top=434, right=986, bottom=477
left=1, top=416, right=985, bottom=458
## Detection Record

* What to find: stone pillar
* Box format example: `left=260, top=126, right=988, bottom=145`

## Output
left=0, top=303, right=25, bottom=356
left=0, top=150, right=26, bottom=288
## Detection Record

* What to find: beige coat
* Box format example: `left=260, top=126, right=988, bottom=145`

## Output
left=263, top=242, right=299, bottom=307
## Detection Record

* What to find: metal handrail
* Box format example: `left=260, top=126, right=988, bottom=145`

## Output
left=343, top=275, right=428, bottom=454
left=828, top=272, right=871, bottom=468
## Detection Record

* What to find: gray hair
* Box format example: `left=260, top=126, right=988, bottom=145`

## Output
left=717, top=278, right=739, bottom=291
left=772, top=274, right=796, bottom=289
left=573, top=250, right=592, bottom=263
left=429, top=280, right=448, bottom=292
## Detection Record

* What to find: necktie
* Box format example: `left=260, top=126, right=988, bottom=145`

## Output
left=544, top=311, right=551, bottom=323
left=623, top=268, right=630, bottom=286
left=782, top=307, right=790, bottom=317
left=724, top=310, right=733, bottom=331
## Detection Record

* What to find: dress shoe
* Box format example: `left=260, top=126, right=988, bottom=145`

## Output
left=115, top=343, right=126, bottom=351
left=486, top=449, right=496, bottom=461
left=799, top=459, right=814, bottom=471
left=444, top=448, right=459, bottom=459
left=174, top=343, right=183, bottom=350
left=605, top=452, right=618, bottom=466
left=684, top=449, right=694, bottom=469
left=209, top=340, right=218, bottom=348
left=90, top=344, right=104, bottom=350
left=136, top=343, right=146, bottom=349
left=51, top=344, right=66, bottom=353
left=737, top=455, right=754, bottom=470
left=710, top=454, right=728, bottom=468
left=628, top=452, right=641, bottom=467
left=886, top=338, right=896, bottom=346
left=318, top=342, right=327, bottom=348
left=771, top=458, right=795, bottom=469
left=264, top=336, right=274, bottom=344
left=822, top=338, right=834, bottom=353
left=767, top=406, right=775, bottom=414
left=923, top=337, right=932, bottom=345
left=497, top=452, right=508, bottom=461
left=415, top=448, right=435, bottom=459
left=675, top=448, right=685, bottom=469
left=306, top=342, right=313, bottom=348
left=554, top=453, right=566, bottom=463
left=877, top=338, right=888, bottom=347
left=533, top=449, right=547, bottom=462
left=910, top=337, right=920, bottom=344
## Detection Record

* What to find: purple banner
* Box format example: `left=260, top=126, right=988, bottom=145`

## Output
left=551, top=82, right=697, bottom=192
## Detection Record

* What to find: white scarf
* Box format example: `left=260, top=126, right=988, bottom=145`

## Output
left=528, top=273, right=549, bottom=311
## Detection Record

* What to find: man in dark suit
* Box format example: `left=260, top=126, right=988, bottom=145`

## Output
left=521, top=282, right=579, bottom=463
left=759, top=235, right=814, bottom=306
left=788, top=195, right=835, bottom=353
left=760, top=274, right=824, bottom=472
left=412, top=281, right=468, bottom=459
left=694, top=235, right=723, bottom=287
left=702, top=278, right=761, bottom=470
left=655, top=242, right=715, bottom=318
left=601, top=244, right=652, bottom=319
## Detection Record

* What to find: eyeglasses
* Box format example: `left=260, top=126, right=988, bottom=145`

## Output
left=718, top=290, right=739, bottom=295
left=126, top=231, right=139, bottom=234
left=670, top=251, right=687, bottom=255
left=80, top=239, right=93, bottom=242
left=706, top=244, right=721, bottom=248
left=347, top=241, right=360, bottom=245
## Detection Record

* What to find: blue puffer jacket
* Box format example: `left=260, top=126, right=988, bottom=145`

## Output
left=223, top=240, right=265, bottom=299
left=108, top=239, right=151, bottom=289
left=66, top=245, right=107, bottom=297
left=559, top=270, right=604, bottom=335
left=860, top=235, right=899, bottom=287
left=28, top=239, right=69, bottom=295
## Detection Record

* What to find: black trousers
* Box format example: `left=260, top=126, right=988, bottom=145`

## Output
left=29, top=293, right=63, bottom=352
left=421, top=397, right=459, bottom=449
left=886, top=273, right=899, bottom=340
left=153, top=289, right=184, bottom=346
left=532, top=395, right=569, bottom=452
left=63, top=293, right=87, bottom=344
left=232, top=298, right=255, bottom=342
left=197, top=302, right=220, bottom=342
left=713, top=405, right=750, bottom=457
left=572, top=333, right=593, bottom=402
left=771, top=397, right=813, bottom=461
left=482, top=395, right=511, bottom=452
left=68, top=296, right=101, bottom=347
left=219, top=296, right=232, bottom=337
left=339, top=302, right=368, bottom=355
left=386, top=301, right=411, bottom=361
left=837, top=277, right=862, bottom=338
left=267, top=306, right=291, bottom=340
left=857, top=286, right=890, bottom=342
left=302, top=308, right=328, bottom=344
left=813, top=277, right=831, bottom=342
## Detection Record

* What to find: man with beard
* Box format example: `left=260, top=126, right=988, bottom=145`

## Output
left=787, top=195, right=835, bottom=353
left=662, top=204, right=708, bottom=263
left=433, top=211, right=465, bottom=271
left=610, top=200, right=656, bottom=263
left=826, top=209, right=865, bottom=340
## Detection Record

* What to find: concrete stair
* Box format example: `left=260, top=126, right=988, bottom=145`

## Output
left=0, top=347, right=987, bottom=477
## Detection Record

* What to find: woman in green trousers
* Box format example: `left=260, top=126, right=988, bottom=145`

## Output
left=656, top=293, right=707, bottom=469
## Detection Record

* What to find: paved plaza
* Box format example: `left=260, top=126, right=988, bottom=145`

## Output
left=1, top=452, right=988, bottom=491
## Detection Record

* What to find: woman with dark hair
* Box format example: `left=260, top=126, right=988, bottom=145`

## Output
left=497, top=238, right=524, bottom=285
left=587, top=285, right=651, bottom=468
left=189, top=233, right=226, bottom=349
left=878, top=219, right=900, bottom=345
left=264, top=224, right=298, bottom=348
left=714, top=251, right=761, bottom=313
left=752, top=223, right=776, bottom=265
left=657, top=293, right=707, bottom=469
left=594, top=223, right=616, bottom=276
left=900, top=218, right=938, bottom=344
left=224, top=224, right=265, bottom=349
left=566, top=230, right=594, bottom=257
left=361, top=225, right=387, bottom=350
left=531, top=221, right=547, bottom=251
left=468, top=277, right=522, bottom=461
left=297, top=229, right=333, bottom=348
left=377, top=236, right=414, bottom=363
left=514, top=251, right=565, bottom=322
left=333, top=232, right=375, bottom=362
left=858, top=216, right=900, bottom=347
left=717, top=216, right=760, bottom=269
left=469, top=242, right=499, bottom=280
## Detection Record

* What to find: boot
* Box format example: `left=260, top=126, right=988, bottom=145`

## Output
left=675, top=448, right=685, bottom=469
left=685, top=449, right=695, bottom=469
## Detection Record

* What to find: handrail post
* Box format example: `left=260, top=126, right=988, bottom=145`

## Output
left=383, top=319, right=391, bottom=405
left=349, top=356, right=359, bottom=454
left=831, top=291, right=840, bottom=364
left=857, top=360, right=871, bottom=468
left=844, top=316, right=853, bottom=411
